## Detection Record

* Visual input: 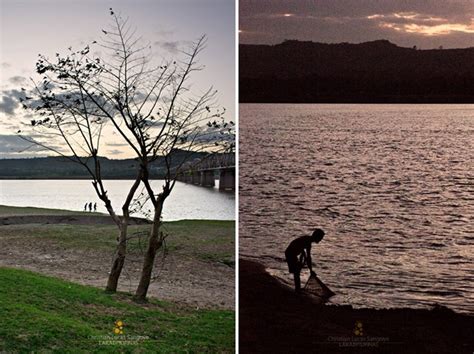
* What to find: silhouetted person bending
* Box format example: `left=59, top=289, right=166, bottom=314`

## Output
left=285, top=228, right=325, bottom=292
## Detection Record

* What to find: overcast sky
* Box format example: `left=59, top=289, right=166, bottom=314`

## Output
left=240, top=0, right=474, bottom=48
left=0, top=0, right=235, bottom=158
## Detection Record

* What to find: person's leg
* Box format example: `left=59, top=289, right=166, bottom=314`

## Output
left=294, top=271, right=301, bottom=292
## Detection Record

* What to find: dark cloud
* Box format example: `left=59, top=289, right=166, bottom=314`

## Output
left=0, top=95, right=18, bottom=115
left=0, top=134, right=50, bottom=158
left=0, top=89, right=23, bottom=115
left=193, top=125, right=235, bottom=144
left=240, top=0, right=474, bottom=48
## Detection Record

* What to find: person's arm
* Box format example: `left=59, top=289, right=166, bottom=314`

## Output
left=306, top=246, right=312, bottom=271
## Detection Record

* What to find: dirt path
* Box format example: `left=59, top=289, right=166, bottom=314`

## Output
left=0, top=215, right=234, bottom=310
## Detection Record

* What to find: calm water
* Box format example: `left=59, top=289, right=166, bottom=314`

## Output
left=240, top=104, right=474, bottom=314
left=0, top=180, right=235, bottom=221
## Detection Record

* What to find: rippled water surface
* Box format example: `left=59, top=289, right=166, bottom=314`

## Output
left=0, top=180, right=235, bottom=221
left=240, top=104, right=474, bottom=314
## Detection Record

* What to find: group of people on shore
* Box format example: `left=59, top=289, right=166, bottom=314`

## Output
left=83, top=202, right=97, bottom=212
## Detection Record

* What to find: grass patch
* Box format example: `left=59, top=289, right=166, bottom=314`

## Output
left=198, top=253, right=235, bottom=267
left=0, top=216, right=235, bottom=266
left=0, top=267, right=234, bottom=353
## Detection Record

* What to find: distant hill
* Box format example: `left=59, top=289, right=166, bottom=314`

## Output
left=240, top=40, right=474, bottom=103
left=0, top=150, right=210, bottom=179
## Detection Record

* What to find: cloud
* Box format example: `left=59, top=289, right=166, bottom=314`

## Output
left=367, top=11, right=474, bottom=36
left=0, top=95, right=18, bottom=115
left=0, top=134, right=50, bottom=158
left=0, top=89, right=23, bottom=115
left=383, top=21, right=474, bottom=36
left=1, top=62, right=11, bottom=68
left=240, top=0, right=474, bottom=48
left=192, top=124, right=235, bottom=144
left=107, top=149, right=123, bottom=155
left=241, top=0, right=473, bottom=20
left=155, top=40, right=184, bottom=54
left=106, top=142, right=128, bottom=147
left=8, top=76, right=28, bottom=85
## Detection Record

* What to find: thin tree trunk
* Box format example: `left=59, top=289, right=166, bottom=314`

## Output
left=135, top=199, right=164, bottom=300
left=105, top=174, right=141, bottom=292
left=106, top=222, right=128, bottom=292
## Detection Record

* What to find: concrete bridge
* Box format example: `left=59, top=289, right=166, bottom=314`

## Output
left=176, top=153, right=235, bottom=191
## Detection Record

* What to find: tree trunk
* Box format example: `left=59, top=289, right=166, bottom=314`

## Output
left=105, top=221, right=128, bottom=292
left=104, top=175, right=141, bottom=293
left=135, top=201, right=164, bottom=300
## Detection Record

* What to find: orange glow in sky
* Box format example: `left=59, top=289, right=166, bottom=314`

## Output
left=368, top=12, right=474, bottom=36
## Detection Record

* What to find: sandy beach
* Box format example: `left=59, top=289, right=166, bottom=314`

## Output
left=239, top=259, right=474, bottom=353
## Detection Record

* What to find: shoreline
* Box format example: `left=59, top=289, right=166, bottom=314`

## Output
left=0, top=204, right=235, bottom=223
left=239, top=259, right=474, bottom=353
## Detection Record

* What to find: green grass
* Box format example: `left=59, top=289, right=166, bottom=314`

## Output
left=0, top=220, right=235, bottom=264
left=0, top=267, right=234, bottom=353
left=0, top=206, right=235, bottom=351
left=0, top=205, right=235, bottom=266
left=198, top=253, right=235, bottom=267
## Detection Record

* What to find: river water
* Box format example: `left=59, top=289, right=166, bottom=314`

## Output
left=0, top=179, right=235, bottom=221
left=239, top=104, right=474, bottom=314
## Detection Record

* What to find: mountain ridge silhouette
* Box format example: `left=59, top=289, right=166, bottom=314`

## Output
left=240, top=39, right=474, bottom=103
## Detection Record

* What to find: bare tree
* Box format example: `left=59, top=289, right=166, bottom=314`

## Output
left=18, top=9, right=234, bottom=299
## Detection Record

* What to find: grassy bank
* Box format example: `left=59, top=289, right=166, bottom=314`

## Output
left=0, top=267, right=234, bottom=352
left=0, top=205, right=235, bottom=351
left=0, top=205, right=235, bottom=268
left=1, top=220, right=235, bottom=268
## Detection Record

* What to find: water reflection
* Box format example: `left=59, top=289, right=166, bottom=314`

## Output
left=240, top=104, right=474, bottom=314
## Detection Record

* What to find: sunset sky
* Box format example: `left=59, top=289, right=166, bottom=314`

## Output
left=240, top=0, right=474, bottom=49
left=0, top=0, right=235, bottom=158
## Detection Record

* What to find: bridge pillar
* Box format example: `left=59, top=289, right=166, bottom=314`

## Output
left=200, top=170, right=215, bottom=187
left=192, top=171, right=200, bottom=185
left=184, top=172, right=192, bottom=183
left=219, top=168, right=235, bottom=191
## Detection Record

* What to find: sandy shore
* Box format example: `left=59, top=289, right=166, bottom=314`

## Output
left=239, top=259, right=474, bottom=354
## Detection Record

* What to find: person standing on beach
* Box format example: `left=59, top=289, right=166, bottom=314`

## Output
left=285, top=229, right=325, bottom=292
left=93, top=203, right=97, bottom=212
left=88, top=202, right=93, bottom=212
left=84, top=203, right=87, bottom=211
